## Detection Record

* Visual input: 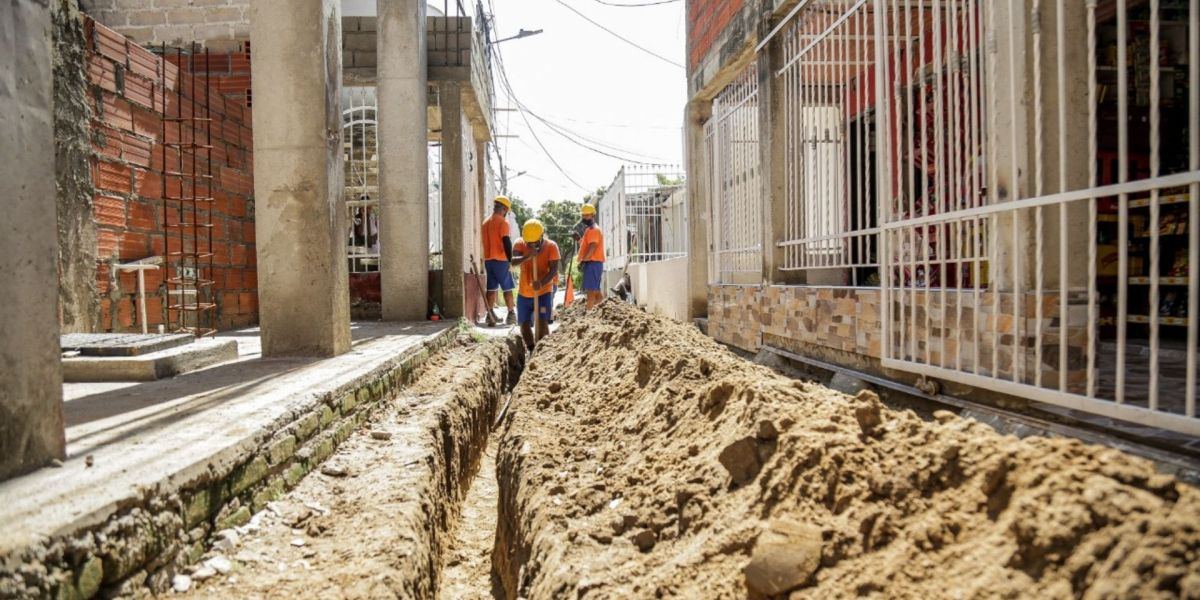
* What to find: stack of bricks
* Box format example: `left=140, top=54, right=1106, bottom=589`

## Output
left=87, top=18, right=257, bottom=332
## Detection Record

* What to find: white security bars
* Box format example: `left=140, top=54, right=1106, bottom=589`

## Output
left=706, top=63, right=763, bottom=283
left=777, top=0, right=880, bottom=284
left=874, top=0, right=1200, bottom=435
left=429, top=141, right=443, bottom=270
left=343, top=87, right=381, bottom=274
left=600, top=165, right=687, bottom=269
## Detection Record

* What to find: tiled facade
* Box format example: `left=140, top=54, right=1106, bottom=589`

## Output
left=710, top=284, right=1091, bottom=394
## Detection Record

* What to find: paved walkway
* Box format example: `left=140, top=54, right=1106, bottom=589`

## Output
left=2, top=322, right=450, bottom=555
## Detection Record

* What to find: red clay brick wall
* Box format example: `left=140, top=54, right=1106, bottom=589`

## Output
left=87, top=18, right=257, bottom=332
left=687, top=0, right=746, bottom=70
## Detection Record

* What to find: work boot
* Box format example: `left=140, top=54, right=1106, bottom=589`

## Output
left=504, top=311, right=517, bottom=326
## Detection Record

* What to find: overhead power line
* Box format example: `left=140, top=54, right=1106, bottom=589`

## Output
left=592, top=0, right=681, bottom=6
left=492, top=48, right=590, bottom=192
left=553, top=0, right=684, bottom=69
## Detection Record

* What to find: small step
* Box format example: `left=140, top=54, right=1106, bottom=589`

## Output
left=62, top=338, right=238, bottom=382
left=60, top=333, right=194, bottom=357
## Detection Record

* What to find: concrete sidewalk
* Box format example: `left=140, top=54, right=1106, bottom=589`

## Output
left=0, top=321, right=452, bottom=598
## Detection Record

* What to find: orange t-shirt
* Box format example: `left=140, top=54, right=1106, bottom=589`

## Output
left=580, top=225, right=605, bottom=262
left=514, top=238, right=561, bottom=298
left=481, top=213, right=510, bottom=262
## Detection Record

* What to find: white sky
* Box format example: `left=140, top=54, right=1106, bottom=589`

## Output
left=483, top=0, right=687, bottom=209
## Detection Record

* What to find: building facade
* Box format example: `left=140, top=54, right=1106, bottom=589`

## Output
left=685, top=0, right=1200, bottom=438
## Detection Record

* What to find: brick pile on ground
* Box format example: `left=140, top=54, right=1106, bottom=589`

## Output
left=495, top=301, right=1200, bottom=599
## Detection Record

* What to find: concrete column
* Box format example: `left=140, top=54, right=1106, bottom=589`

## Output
left=759, top=36, right=799, bottom=286
left=0, top=0, right=66, bottom=480
left=377, top=0, right=429, bottom=321
left=988, top=0, right=1034, bottom=291
left=439, top=81, right=466, bottom=319
left=250, top=0, right=351, bottom=357
left=1037, top=0, right=1092, bottom=289
left=684, top=99, right=713, bottom=319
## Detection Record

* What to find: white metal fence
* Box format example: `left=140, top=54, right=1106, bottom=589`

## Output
left=599, top=165, right=687, bottom=269
left=343, top=87, right=380, bottom=274
left=706, top=62, right=763, bottom=283
left=777, top=1, right=880, bottom=283
left=711, top=0, right=1200, bottom=435
left=872, top=0, right=1200, bottom=435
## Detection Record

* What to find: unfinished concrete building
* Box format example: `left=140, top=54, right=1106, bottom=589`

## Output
left=0, top=0, right=500, bottom=595
left=685, top=0, right=1200, bottom=442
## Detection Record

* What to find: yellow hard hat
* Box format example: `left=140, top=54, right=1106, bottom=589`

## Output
left=581, top=204, right=596, bottom=216
left=494, top=195, right=512, bottom=209
left=522, top=219, right=545, bottom=243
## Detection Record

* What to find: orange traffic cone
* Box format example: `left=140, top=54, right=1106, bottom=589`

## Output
left=564, top=273, right=575, bottom=306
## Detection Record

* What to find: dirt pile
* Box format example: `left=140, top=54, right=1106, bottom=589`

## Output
left=179, top=334, right=521, bottom=599
left=495, top=301, right=1200, bottom=599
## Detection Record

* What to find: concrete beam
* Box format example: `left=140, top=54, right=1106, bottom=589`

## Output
left=377, top=0, right=430, bottom=321
left=0, top=0, right=66, bottom=480
left=250, top=0, right=351, bottom=356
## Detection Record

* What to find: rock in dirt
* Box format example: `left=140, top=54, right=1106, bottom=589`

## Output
left=743, top=519, right=822, bottom=596
left=319, top=464, right=349, bottom=477
left=171, top=574, right=191, bottom=593
left=191, top=566, right=217, bottom=581
left=213, top=529, right=239, bottom=552
left=718, top=437, right=763, bottom=486
left=853, top=390, right=885, bottom=436
left=633, top=529, right=657, bottom=552
left=205, top=556, right=232, bottom=575
left=369, top=430, right=393, bottom=440
left=828, top=372, right=872, bottom=396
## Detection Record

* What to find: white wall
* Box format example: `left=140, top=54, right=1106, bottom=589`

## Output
left=620, top=257, right=689, bottom=322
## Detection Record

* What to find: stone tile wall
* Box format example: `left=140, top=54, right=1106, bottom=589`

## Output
left=709, top=284, right=1090, bottom=393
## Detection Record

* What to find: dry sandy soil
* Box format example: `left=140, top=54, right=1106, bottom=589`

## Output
left=176, top=335, right=512, bottom=599
left=494, top=301, right=1200, bottom=599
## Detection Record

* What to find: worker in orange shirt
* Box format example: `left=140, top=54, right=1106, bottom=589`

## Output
left=511, top=219, right=560, bottom=351
left=481, top=196, right=517, bottom=326
left=578, top=204, right=605, bottom=310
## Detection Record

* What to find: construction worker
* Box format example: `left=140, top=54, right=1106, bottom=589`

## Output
left=578, top=204, right=605, bottom=310
left=511, top=218, right=560, bottom=351
left=481, top=195, right=517, bottom=326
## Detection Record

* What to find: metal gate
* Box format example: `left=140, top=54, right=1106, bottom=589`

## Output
left=874, top=0, right=1200, bottom=435
left=343, top=87, right=380, bottom=273
left=706, top=62, right=763, bottom=283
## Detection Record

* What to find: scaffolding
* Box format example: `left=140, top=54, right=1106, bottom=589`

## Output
left=158, top=44, right=215, bottom=337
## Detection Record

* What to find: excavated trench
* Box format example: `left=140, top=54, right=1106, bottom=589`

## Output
left=171, top=304, right=1200, bottom=599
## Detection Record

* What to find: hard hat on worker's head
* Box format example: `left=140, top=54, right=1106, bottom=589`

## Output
left=494, top=195, right=512, bottom=210
left=522, top=219, right=545, bottom=243
left=581, top=204, right=597, bottom=216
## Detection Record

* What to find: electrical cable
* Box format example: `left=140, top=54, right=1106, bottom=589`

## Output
left=552, top=0, right=684, bottom=69
left=492, top=48, right=591, bottom=192
left=592, top=0, right=681, bottom=6
left=496, top=50, right=668, bottom=165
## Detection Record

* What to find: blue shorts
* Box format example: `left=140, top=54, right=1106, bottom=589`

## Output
left=516, top=290, right=554, bottom=326
left=484, top=260, right=514, bottom=292
left=582, top=261, right=604, bottom=292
